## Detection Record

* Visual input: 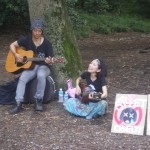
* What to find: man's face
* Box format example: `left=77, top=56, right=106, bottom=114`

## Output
left=32, top=28, right=42, bottom=39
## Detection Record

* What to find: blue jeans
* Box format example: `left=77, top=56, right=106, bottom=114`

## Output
left=15, top=65, right=50, bottom=102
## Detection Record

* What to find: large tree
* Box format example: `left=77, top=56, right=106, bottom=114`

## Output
left=27, top=0, right=83, bottom=88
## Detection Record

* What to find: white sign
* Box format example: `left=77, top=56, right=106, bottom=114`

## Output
left=111, top=94, right=147, bottom=135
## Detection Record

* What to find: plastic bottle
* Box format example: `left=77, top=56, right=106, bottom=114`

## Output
left=64, top=91, right=69, bottom=102
left=58, top=88, right=64, bottom=102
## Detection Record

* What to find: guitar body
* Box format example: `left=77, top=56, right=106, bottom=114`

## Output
left=5, top=48, right=34, bottom=74
left=79, top=80, right=90, bottom=103
left=79, top=79, right=102, bottom=103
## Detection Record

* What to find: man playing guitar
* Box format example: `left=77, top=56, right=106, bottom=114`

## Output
left=9, top=18, right=54, bottom=114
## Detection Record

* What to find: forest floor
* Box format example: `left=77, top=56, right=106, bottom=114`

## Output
left=0, top=27, right=150, bottom=150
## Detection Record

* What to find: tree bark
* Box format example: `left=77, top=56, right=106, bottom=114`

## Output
left=27, top=0, right=83, bottom=88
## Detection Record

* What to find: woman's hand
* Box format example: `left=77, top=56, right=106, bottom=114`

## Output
left=75, top=85, right=81, bottom=96
left=101, top=86, right=108, bottom=99
left=75, top=77, right=82, bottom=96
left=101, top=92, right=108, bottom=99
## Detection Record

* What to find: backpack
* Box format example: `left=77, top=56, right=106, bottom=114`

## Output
left=0, top=76, right=55, bottom=105
left=0, top=78, right=18, bottom=105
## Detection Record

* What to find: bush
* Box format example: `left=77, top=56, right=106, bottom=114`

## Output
left=65, top=0, right=86, bottom=28
left=0, top=0, right=30, bottom=27
left=83, top=0, right=109, bottom=14
left=74, top=12, right=150, bottom=38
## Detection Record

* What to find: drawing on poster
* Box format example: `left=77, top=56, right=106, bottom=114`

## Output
left=111, top=94, right=147, bottom=135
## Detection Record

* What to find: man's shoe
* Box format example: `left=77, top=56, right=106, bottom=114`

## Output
left=9, top=102, right=23, bottom=114
left=35, top=99, right=43, bottom=111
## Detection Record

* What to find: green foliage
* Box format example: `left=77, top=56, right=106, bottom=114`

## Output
left=106, top=0, right=121, bottom=14
left=74, top=13, right=150, bottom=38
left=75, top=26, right=92, bottom=38
left=75, top=0, right=150, bottom=18
left=83, top=0, right=109, bottom=14
left=136, top=0, right=150, bottom=18
left=65, top=0, right=150, bottom=36
left=1, top=0, right=150, bottom=38
left=65, top=0, right=86, bottom=28
left=0, top=0, right=30, bottom=27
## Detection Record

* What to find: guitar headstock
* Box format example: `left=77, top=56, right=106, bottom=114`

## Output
left=53, top=57, right=65, bottom=63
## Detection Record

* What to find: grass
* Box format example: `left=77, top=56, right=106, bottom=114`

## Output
left=74, top=12, right=150, bottom=38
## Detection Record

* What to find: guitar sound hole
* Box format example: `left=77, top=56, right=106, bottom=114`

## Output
left=17, top=62, right=24, bottom=67
left=23, top=56, right=27, bottom=63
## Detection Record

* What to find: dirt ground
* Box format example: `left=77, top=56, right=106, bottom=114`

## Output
left=0, top=27, right=150, bottom=150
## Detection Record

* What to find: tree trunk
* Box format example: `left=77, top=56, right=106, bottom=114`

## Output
left=27, top=0, right=83, bottom=88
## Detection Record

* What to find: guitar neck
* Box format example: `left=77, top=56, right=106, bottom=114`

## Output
left=25, top=57, right=64, bottom=63
left=27, top=57, right=45, bottom=62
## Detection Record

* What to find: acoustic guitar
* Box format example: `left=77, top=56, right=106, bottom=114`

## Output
left=79, top=79, right=102, bottom=103
left=5, top=47, right=64, bottom=74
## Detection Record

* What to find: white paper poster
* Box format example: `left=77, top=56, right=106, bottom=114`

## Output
left=111, top=94, right=147, bottom=135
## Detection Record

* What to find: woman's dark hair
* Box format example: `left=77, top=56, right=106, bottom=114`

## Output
left=96, top=59, right=107, bottom=77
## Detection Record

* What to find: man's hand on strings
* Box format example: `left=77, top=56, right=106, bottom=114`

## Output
left=45, top=56, right=53, bottom=64
left=15, top=53, right=23, bottom=62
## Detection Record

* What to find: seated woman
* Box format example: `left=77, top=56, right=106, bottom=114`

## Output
left=64, top=59, right=108, bottom=119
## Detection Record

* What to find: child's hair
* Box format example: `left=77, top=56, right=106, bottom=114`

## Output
left=95, top=59, right=107, bottom=77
